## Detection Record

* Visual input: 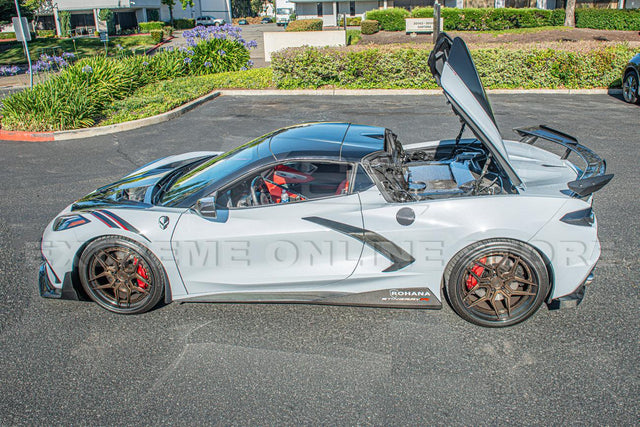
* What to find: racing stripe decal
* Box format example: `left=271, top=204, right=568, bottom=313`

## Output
left=91, top=211, right=118, bottom=228
left=302, top=216, right=415, bottom=272
left=99, top=210, right=140, bottom=233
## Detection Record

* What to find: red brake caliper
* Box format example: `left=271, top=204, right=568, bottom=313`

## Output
left=135, top=258, right=149, bottom=289
left=466, top=257, right=487, bottom=290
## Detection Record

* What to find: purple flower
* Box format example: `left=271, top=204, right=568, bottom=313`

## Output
left=62, top=52, right=75, bottom=59
left=178, top=46, right=187, bottom=53
left=183, top=57, right=192, bottom=64
left=204, top=61, right=212, bottom=68
left=217, top=49, right=226, bottom=56
left=246, top=60, right=254, bottom=67
left=142, top=61, right=149, bottom=66
left=81, top=65, right=93, bottom=74
left=0, top=65, right=20, bottom=76
left=240, top=66, right=247, bottom=71
left=187, top=49, right=194, bottom=56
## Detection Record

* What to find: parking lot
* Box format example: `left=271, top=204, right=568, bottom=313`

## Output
left=0, top=94, right=638, bottom=425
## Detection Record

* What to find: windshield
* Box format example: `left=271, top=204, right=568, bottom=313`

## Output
left=160, top=133, right=275, bottom=206
left=276, top=8, right=292, bottom=15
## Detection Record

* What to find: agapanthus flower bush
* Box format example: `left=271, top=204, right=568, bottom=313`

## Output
left=1, top=25, right=255, bottom=131
left=0, top=65, right=21, bottom=76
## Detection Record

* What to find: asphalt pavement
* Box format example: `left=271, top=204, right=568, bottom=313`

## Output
left=0, top=94, right=638, bottom=425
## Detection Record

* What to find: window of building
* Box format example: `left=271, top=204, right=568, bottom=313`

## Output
left=317, top=2, right=323, bottom=16
left=350, top=1, right=356, bottom=16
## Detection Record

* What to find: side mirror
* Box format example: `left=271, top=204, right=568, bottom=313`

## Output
left=194, top=196, right=217, bottom=219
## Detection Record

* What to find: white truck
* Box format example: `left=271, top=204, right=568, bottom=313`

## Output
left=275, top=0, right=295, bottom=26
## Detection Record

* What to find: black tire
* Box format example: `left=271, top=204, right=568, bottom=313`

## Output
left=79, top=236, right=165, bottom=314
left=445, top=239, right=549, bottom=328
left=622, top=70, right=639, bottom=104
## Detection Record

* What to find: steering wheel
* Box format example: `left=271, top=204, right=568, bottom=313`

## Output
left=250, top=176, right=273, bottom=206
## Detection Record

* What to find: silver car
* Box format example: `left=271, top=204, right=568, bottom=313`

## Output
left=195, top=16, right=225, bottom=27
left=39, top=35, right=612, bottom=327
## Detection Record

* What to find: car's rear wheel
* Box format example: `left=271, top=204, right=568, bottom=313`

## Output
left=445, top=239, right=549, bottom=327
left=622, top=71, right=639, bottom=104
left=79, top=236, right=165, bottom=314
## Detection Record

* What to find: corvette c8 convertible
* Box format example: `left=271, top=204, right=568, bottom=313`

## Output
left=39, top=35, right=613, bottom=327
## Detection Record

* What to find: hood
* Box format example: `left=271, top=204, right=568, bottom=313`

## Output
left=71, top=152, right=220, bottom=211
left=428, top=34, right=522, bottom=187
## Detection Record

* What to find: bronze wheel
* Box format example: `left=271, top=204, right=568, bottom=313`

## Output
left=446, top=240, right=549, bottom=327
left=79, top=236, right=165, bottom=314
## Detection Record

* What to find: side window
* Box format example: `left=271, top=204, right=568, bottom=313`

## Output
left=352, top=165, right=375, bottom=192
left=216, top=161, right=353, bottom=209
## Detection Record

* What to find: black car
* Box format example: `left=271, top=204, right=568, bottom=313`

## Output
left=622, top=53, right=640, bottom=104
left=261, top=17, right=272, bottom=24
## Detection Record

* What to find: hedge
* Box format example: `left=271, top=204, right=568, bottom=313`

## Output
left=285, top=19, right=322, bottom=32
left=365, top=8, right=409, bottom=31
left=0, top=32, right=16, bottom=40
left=575, top=9, right=640, bottom=31
left=361, top=20, right=379, bottom=35
left=150, top=29, right=163, bottom=43
left=364, top=7, right=640, bottom=32
left=271, top=44, right=634, bottom=90
left=173, top=19, right=195, bottom=30
left=338, top=16, right=362, bottom=26
left=139, top=21, right=165, bottom=32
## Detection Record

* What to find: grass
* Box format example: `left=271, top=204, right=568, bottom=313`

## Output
left=99, top=68, right=274, bottom=126
left=0, top=35, right=156, bottom=65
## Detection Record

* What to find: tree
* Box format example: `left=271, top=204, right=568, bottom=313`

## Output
left=161, top=0, right=175, bottom=25
left=0, top=0, right=35, bottom=25
left=161, top=0, right=194, bottom=25
left=564, top=0, right=576, bottom=27
left=231, top=0, right=253, bottom=18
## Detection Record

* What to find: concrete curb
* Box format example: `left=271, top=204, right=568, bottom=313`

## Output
left=0, top=91, right=220, bottom=142
left=219, top=88, right=623, bottom=96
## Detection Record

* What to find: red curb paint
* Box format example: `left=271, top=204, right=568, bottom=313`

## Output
left=0, top=129, right=54, bottom=142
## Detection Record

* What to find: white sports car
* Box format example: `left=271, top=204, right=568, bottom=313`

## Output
left=40, top=35, right=612, bottom=327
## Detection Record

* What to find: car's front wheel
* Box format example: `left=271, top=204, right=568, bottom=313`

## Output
left=622, top=71, right=639, bottom=104
left=79, top=236, right=165, bottom=314
left=445, top=239, right=550, bottom=327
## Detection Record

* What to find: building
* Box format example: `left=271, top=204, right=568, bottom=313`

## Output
left=293, top=1, right=394, bottom=26
left=37, top=0, right=231, bottom=36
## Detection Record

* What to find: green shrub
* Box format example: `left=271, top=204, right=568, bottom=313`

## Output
left=173, top=19, right=195, bottom=29
left=1, top=28, right=253, bottom=131
left=36, top=30, right=56, bottom=38
left=59, top=11, right=71, bottom=37
left=360, top=19, right=379, bottom=35
left=408, top=7, right=640, bottom=31
left=0, top=32, right=16, bottom=40
left=150, top=29, right=164, bottom=43
left=271, top=44, right=633, bottom=90
left=285, top=19, right=322, bottom=32
left=575, top=9, right=640, bottom=31
left=163, top=26, right=174, bottom=37
left=346, top=29, right=361, bottom=45
left=365, top=8, right=409, bottom=31
left=338, top=16, right=362, bottom=26
left=139, top=21, right=166, bottom=32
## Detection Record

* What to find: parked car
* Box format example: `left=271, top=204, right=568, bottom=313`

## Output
left=261, top=17, right=273, bottom=24
left=39, top=34, right=612, bottom=327
left=622, top=53, right=640, bottom=104
left=195, top=16, right=225, bottom=27
left=238, top=18, right=248, bottom=25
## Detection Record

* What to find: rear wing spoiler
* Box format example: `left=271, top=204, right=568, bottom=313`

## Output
left=514, top=125, right=613, bottom=197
